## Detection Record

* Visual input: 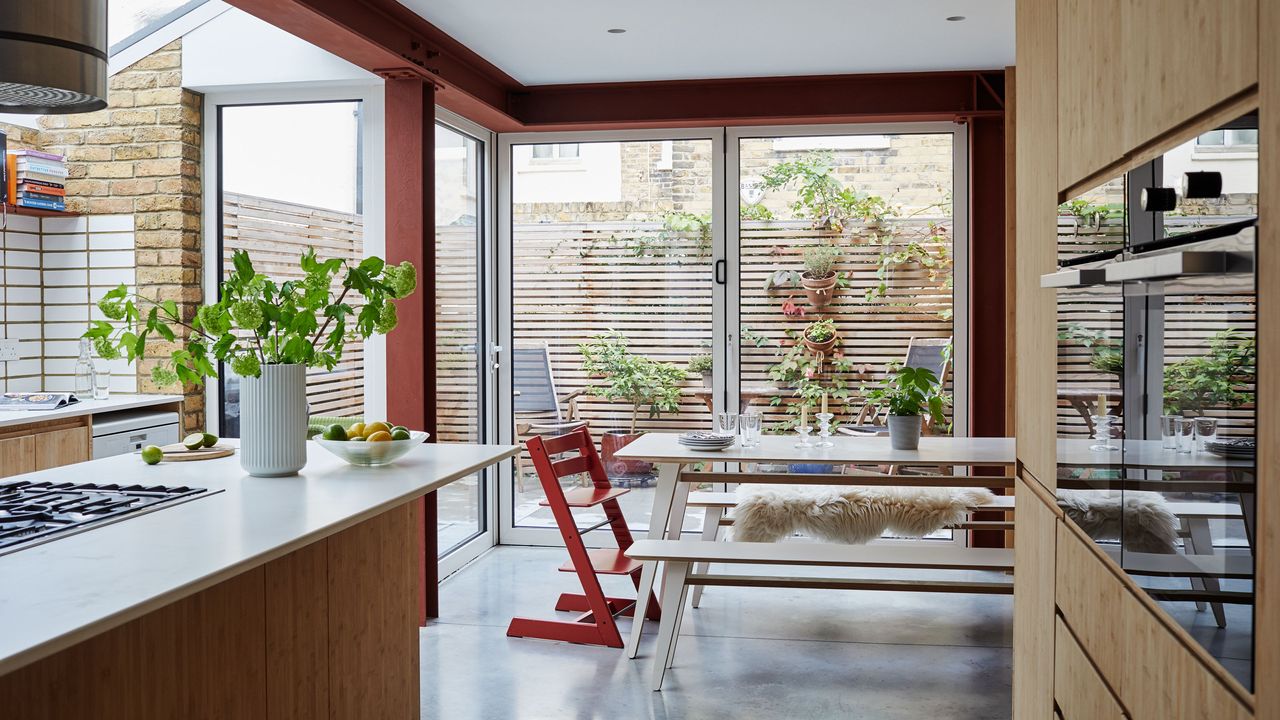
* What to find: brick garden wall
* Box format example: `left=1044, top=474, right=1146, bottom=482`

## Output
left=37, top=40, right=206, bottom=432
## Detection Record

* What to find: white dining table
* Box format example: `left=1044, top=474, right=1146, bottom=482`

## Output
left=612, top=432, right=1016, bottom=658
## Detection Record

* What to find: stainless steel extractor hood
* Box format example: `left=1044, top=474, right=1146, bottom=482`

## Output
left=0, top=1, right=108, bottom=114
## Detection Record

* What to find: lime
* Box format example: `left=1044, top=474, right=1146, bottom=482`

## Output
left=322, top=424, right=348, bottom=441
left=201, top=432, right=218, bottom=448
left=183, top=433, right=206, bottom=451
left=349, top=436, right=366, bottom=442
left=141, top=445, right=164, bottom=465
left=390, top=428, right=411, bottom=441
left=391, top=425, right=408, bottom=435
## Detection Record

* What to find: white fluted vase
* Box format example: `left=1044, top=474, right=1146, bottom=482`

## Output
left=240, top=363, right=308, bottom=477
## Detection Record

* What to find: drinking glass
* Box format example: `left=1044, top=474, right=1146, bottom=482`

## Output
left=1194, top=417, right=1218, bottom=451
left=1160, top=415, right=1180, bottom=450
left=716, top=412, right=739, bottom=436
left=741, top=412, right=761, bottom=448
left=1176, top=418, right=1195, bottom=453
left=93, top=369, right=111, bottom=400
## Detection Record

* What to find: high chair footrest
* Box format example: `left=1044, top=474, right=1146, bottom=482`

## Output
left=559, top=548, right=643, bottom=575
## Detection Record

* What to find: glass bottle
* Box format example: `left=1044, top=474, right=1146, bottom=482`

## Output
left=74, top=337, right=96, bottom=398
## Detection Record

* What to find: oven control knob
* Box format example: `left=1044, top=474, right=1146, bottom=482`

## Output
left=1140, top=186, right=1177, bottom=212
left=1182, top=171, right=1223, bottom=199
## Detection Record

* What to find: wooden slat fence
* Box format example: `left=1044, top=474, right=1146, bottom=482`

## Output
left=222, top=192, right=365, bottom=418
left=440, top=218, right=955, bottom=446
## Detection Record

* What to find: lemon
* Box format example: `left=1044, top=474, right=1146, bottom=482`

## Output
left=366, top=430, right=392, bottom=442
left=322, top=424, right=348, bottom=441
left=390, top=428, right=411, bottom=441
left=183, top=433, right=206, bottom=451
left=141, top=445, right=164, bottom=465
left=364, top=421, right=391, bottom=437
left=348, top=422, right=366, bottom=438
left=349, top=435, right=366, bottom=442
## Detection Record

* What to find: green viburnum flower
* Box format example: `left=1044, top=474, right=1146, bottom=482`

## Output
left=92, top=336, right=120, bottom=360
left=230, top=300, right=264, bottom=330
left=230, top=352, right=261, bottom=378
left=196, top=305, right=230, bottom=335
left=385, top=261, right=417, bottom=298
left=374, top=302, right=398, bottom=334
left=151, top=365, right=179, bottom=387
left=98, top=299, right=126, bottom=321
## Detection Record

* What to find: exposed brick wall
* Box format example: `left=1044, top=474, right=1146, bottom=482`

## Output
left=38, top=40, right=206, bottom=432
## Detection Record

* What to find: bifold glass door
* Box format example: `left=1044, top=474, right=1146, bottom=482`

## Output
left=497, top=124, right=968, bottom=546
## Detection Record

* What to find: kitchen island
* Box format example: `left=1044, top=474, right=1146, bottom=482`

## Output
left=0, top=440, right=518, bottom=719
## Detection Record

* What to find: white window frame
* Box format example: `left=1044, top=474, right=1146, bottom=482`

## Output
left=200, top=83, right=386, bottom=437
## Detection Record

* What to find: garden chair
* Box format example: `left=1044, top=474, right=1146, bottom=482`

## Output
left=513, top=345, right=588, bottom=491
left=838, top=336, right=952, bottom=437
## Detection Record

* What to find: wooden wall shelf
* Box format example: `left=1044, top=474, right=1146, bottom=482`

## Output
left=1, top=202, right=77, bottom=219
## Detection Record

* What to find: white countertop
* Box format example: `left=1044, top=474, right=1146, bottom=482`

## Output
left=0, top=394, right=184, bottom=430
left=0, top=440, right=519, bottom=676
left=614, top=433, right=1016, bottom=466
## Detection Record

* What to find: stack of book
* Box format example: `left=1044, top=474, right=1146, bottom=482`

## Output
left=6, top=149, right=67, bottom=212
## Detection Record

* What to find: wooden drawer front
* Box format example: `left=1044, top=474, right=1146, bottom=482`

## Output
left=1055, top=617, right=1126, bottom=719
left=33, top=426, right=90, bottom=471
left=0, top=435, right=36, bottom=479
left=1055, top=522, right=1126, bottom=686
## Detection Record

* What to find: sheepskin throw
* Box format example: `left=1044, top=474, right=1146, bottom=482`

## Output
left=1055, top=489, right=1179, bottom=554
left=732, top=485, right=996, bottom=544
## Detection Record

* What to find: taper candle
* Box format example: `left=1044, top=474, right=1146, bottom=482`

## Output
left=821, top=392, right=829, bottom=415
left=801, top=404, right=808, bottom=428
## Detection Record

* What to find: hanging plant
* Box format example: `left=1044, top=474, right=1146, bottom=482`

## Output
left=759, top=151, right=893, bottom=233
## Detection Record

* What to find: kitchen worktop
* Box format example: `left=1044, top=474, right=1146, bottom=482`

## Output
left=0, top=393, right=183, bottom=430
left=0, top=440, right=519, bottom=676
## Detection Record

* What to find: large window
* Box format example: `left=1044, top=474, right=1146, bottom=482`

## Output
left=498, top=124, right=967, bottom=544
left=215, top=100, right=363, bottom=437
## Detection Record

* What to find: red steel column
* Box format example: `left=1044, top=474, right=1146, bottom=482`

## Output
left=384, top=75, right=439, bottom=622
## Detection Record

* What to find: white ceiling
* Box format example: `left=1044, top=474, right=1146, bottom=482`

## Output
left=400, top=0, right=1016, bottom=86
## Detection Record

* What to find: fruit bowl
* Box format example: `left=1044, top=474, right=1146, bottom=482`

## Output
left=314, top=431, right=430, bottom=467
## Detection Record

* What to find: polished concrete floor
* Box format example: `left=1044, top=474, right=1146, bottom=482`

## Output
left=422, top=545, right=1013, bottom=720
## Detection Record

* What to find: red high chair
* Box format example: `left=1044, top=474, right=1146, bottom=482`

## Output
left=506, top=428, right=660, bottom=647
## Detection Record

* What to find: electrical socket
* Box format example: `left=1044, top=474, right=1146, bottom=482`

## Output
left=0, top=339, right=19, bottom=362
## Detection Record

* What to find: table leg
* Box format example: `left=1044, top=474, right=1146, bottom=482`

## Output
left=627, top=461, right=681, bottom=659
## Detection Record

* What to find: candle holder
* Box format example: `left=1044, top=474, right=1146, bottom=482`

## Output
left=1089, top=414, right=1119, bottom=452
left=814, top=412, right=834, bottom=448
left=794, top=425, right=815, bottom=449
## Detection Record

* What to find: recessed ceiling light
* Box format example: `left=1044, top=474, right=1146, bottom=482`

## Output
left=607, top=28, right=627, bottom=34
left=946, top=15, right=966, bottom=21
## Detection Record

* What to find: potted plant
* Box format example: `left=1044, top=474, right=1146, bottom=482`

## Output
left=802, top=318, right=838, bottom=356
left=84, top=249, right=417, bottom=477
left=800, top=244, right=840, bottom=310
left=862, top=366, right=947, bottom=450
left=686, top=353, right=714, bottom=388
left=579, top=330, right=685, bottom=480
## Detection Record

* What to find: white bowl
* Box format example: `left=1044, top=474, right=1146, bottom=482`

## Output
left=314, top=430, right=430, bottom=467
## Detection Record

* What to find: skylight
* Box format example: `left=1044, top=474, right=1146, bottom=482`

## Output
left=108, top=0, right=207, bottom=54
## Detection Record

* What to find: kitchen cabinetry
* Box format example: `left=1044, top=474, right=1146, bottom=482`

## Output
left=0, top=421, right=87, bottom=479
left=1055, top=0, right=1258, bottom=194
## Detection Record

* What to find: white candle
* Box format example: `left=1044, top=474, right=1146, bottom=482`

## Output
left=821, top=392, right=829, bottom=415
left=1097, top=393, right=1107, bottom=417
left=800, top=404, right=808, bottom=428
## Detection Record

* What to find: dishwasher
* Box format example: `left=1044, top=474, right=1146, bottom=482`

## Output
left=92, top=409, right=182, bottom=459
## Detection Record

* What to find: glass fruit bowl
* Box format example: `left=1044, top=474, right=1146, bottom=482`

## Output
left=314, top=430, right=430, bottom=467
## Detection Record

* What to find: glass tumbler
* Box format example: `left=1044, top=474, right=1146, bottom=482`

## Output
left=716, top=412, right=739, bottom=437
left=1176, top=418, right=1195, bottom=453
left=93, top=369, right=111, bottom=400
left=741, top=412, right=762, bottom=448
left=1160, top=415, right=1180, bottom=450
left=1194, top=417, right=1218, bottom=452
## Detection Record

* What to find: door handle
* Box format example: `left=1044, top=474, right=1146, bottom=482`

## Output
left=714, top=259, right=726, bottom=285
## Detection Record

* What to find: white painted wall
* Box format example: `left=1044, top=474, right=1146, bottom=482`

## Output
left=1162, top=138, right=1258, bottom=195
left=511, top=142, right=622, bottom=204
left=181, top=8, right=376, bottom=92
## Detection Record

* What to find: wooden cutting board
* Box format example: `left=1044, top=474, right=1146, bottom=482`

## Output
left=155, top=443, right=236, bottom=461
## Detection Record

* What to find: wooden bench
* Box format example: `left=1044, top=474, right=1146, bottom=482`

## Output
left=626, top=538, right=1015, bottom=690
left=684, top=491, right=1015, bottom=607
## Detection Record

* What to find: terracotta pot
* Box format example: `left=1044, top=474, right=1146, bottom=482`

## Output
left=801, top=271, right=838, bottom=309
left=600, top=430, right=653, bottom=477
left=803, top=333, right=837, bottom=356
